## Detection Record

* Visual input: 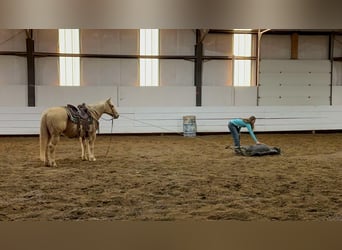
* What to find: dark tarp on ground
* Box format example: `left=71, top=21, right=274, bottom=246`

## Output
left=235, top=144, right=281, bottom=156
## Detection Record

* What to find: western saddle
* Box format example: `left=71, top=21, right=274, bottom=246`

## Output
left=65, top=103, right=97, bottom=138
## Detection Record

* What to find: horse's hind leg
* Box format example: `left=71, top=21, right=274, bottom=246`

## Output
left=48, top=134, right=60, bottom=167
left=44, top=142, right=49, bottom=166
left=79, top=137, right=85, bottom=160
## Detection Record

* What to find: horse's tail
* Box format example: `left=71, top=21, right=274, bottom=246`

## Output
left=39, top=112, right=50, bottom=162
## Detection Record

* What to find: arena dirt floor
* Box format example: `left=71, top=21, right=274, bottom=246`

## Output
left=0, top=132, right=341, bottom=221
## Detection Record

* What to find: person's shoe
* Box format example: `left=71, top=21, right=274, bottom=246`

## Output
left=234, top=146, right=242, bottom=154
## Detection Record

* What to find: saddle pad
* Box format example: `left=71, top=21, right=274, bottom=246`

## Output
left=235, top=144, right=281, bottom=156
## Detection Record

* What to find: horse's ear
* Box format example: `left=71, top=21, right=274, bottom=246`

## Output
left=106, top=97, right=111, bottom=103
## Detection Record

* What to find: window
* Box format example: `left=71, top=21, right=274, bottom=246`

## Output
left=139, top=29, right=159, bottom=86
left=233, top=33, right=252, bottom=86
left=58, top=29, right=80, bottom=86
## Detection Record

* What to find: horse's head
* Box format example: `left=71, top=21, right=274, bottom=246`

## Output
left=104, top=98, right=119, bottom=119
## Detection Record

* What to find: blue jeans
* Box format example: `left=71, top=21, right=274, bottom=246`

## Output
left=228, top=122, right=241, bottom=147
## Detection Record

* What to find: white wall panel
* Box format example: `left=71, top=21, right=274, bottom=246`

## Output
left=2, top=105, right=342, bottom=135
left=260, top=60, right=331, bottom=73
left=203, top=60, right=232, bottom=86
left=82, top=58, right=138, bottom=86
left=120, top=59, right=139, bottom=86
left=81, top=29, right=138, bottom=54
left=0, top=29, right=26, bottom=51
left=118, top=86, right=195, bottom=107
left=0, top=85, right=26, bottom=106
left=185, top=86, right=256, bottom=106
left=332, top=86, right=342, bottom=105
left=203, top=33, right=233, bottom=56
left=202, top=86, right=234, bottom=106
left=234, top=87, right=257, bottom=106
left=258, top=96, right=330, bottom=106
left=260, top=35, right=291, bottom=59
left=0, top=107, right=44, bottom=134
left=298, top=35, right=329, bottom=59
left=333, top=61, right=342, bottom=86
left=159, top=29, right=195, bottom=55
left=36, top=86, right=118, bottom=107
left=259, top=86, right=330, bottom=97
left=260, top=72, right=331, bottom=86
left=259, top=60, right=331, bottom=106
left=82, top=58, right=120, bottom=86
left=255, top=106, right=342, bottom=131
left=35, top=57, right=59, bottom=86
left=160, top=60, right=193, bottom=86
left=34, top=29, right=58, bottom=52
left=0, top=55, right=26, bottom=85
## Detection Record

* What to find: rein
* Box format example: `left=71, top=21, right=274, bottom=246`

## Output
left=118, top=114, right=225, bottom=149
left=100, top=116, right=114, bottom=157
left=85, top=103, right=116, bottom=157
left=90, top=102, right=117, bottom=157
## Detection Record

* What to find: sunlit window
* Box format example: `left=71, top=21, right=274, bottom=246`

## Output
left=140, top=29, right=159, bottom=86
left=58, top=29, right=80, bottom=86
left=233, top=33, right=252, bottom=86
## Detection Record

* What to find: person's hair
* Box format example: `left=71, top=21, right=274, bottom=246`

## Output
left=242, top=116, right=256, bottom=129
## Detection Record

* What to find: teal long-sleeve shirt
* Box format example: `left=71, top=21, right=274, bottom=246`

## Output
left=230, top=118, right=258, bottom=143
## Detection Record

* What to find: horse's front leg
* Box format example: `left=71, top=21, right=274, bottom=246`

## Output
left=88, top=134, right=96, bottom=161
left=47, top=134, right=60, bottom=167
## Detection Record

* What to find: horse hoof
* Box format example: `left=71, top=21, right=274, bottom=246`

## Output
left=47, top=161, right=57, bottom=167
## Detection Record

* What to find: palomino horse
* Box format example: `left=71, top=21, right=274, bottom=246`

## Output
left=40, top=98, right=119, bottom=167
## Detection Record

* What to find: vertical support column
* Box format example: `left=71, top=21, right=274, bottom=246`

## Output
left=26, top=30, right=35, bottom=107
left=291, top=32, right=299, bottom=59
left=256, top=30, right=261, bottom=106
left=194, top=29, right=203, bottom=107
left=329, top=32, right=335, bottom=106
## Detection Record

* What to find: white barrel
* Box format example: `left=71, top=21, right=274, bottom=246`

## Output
left=183, top=115, right=197, bottom=137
